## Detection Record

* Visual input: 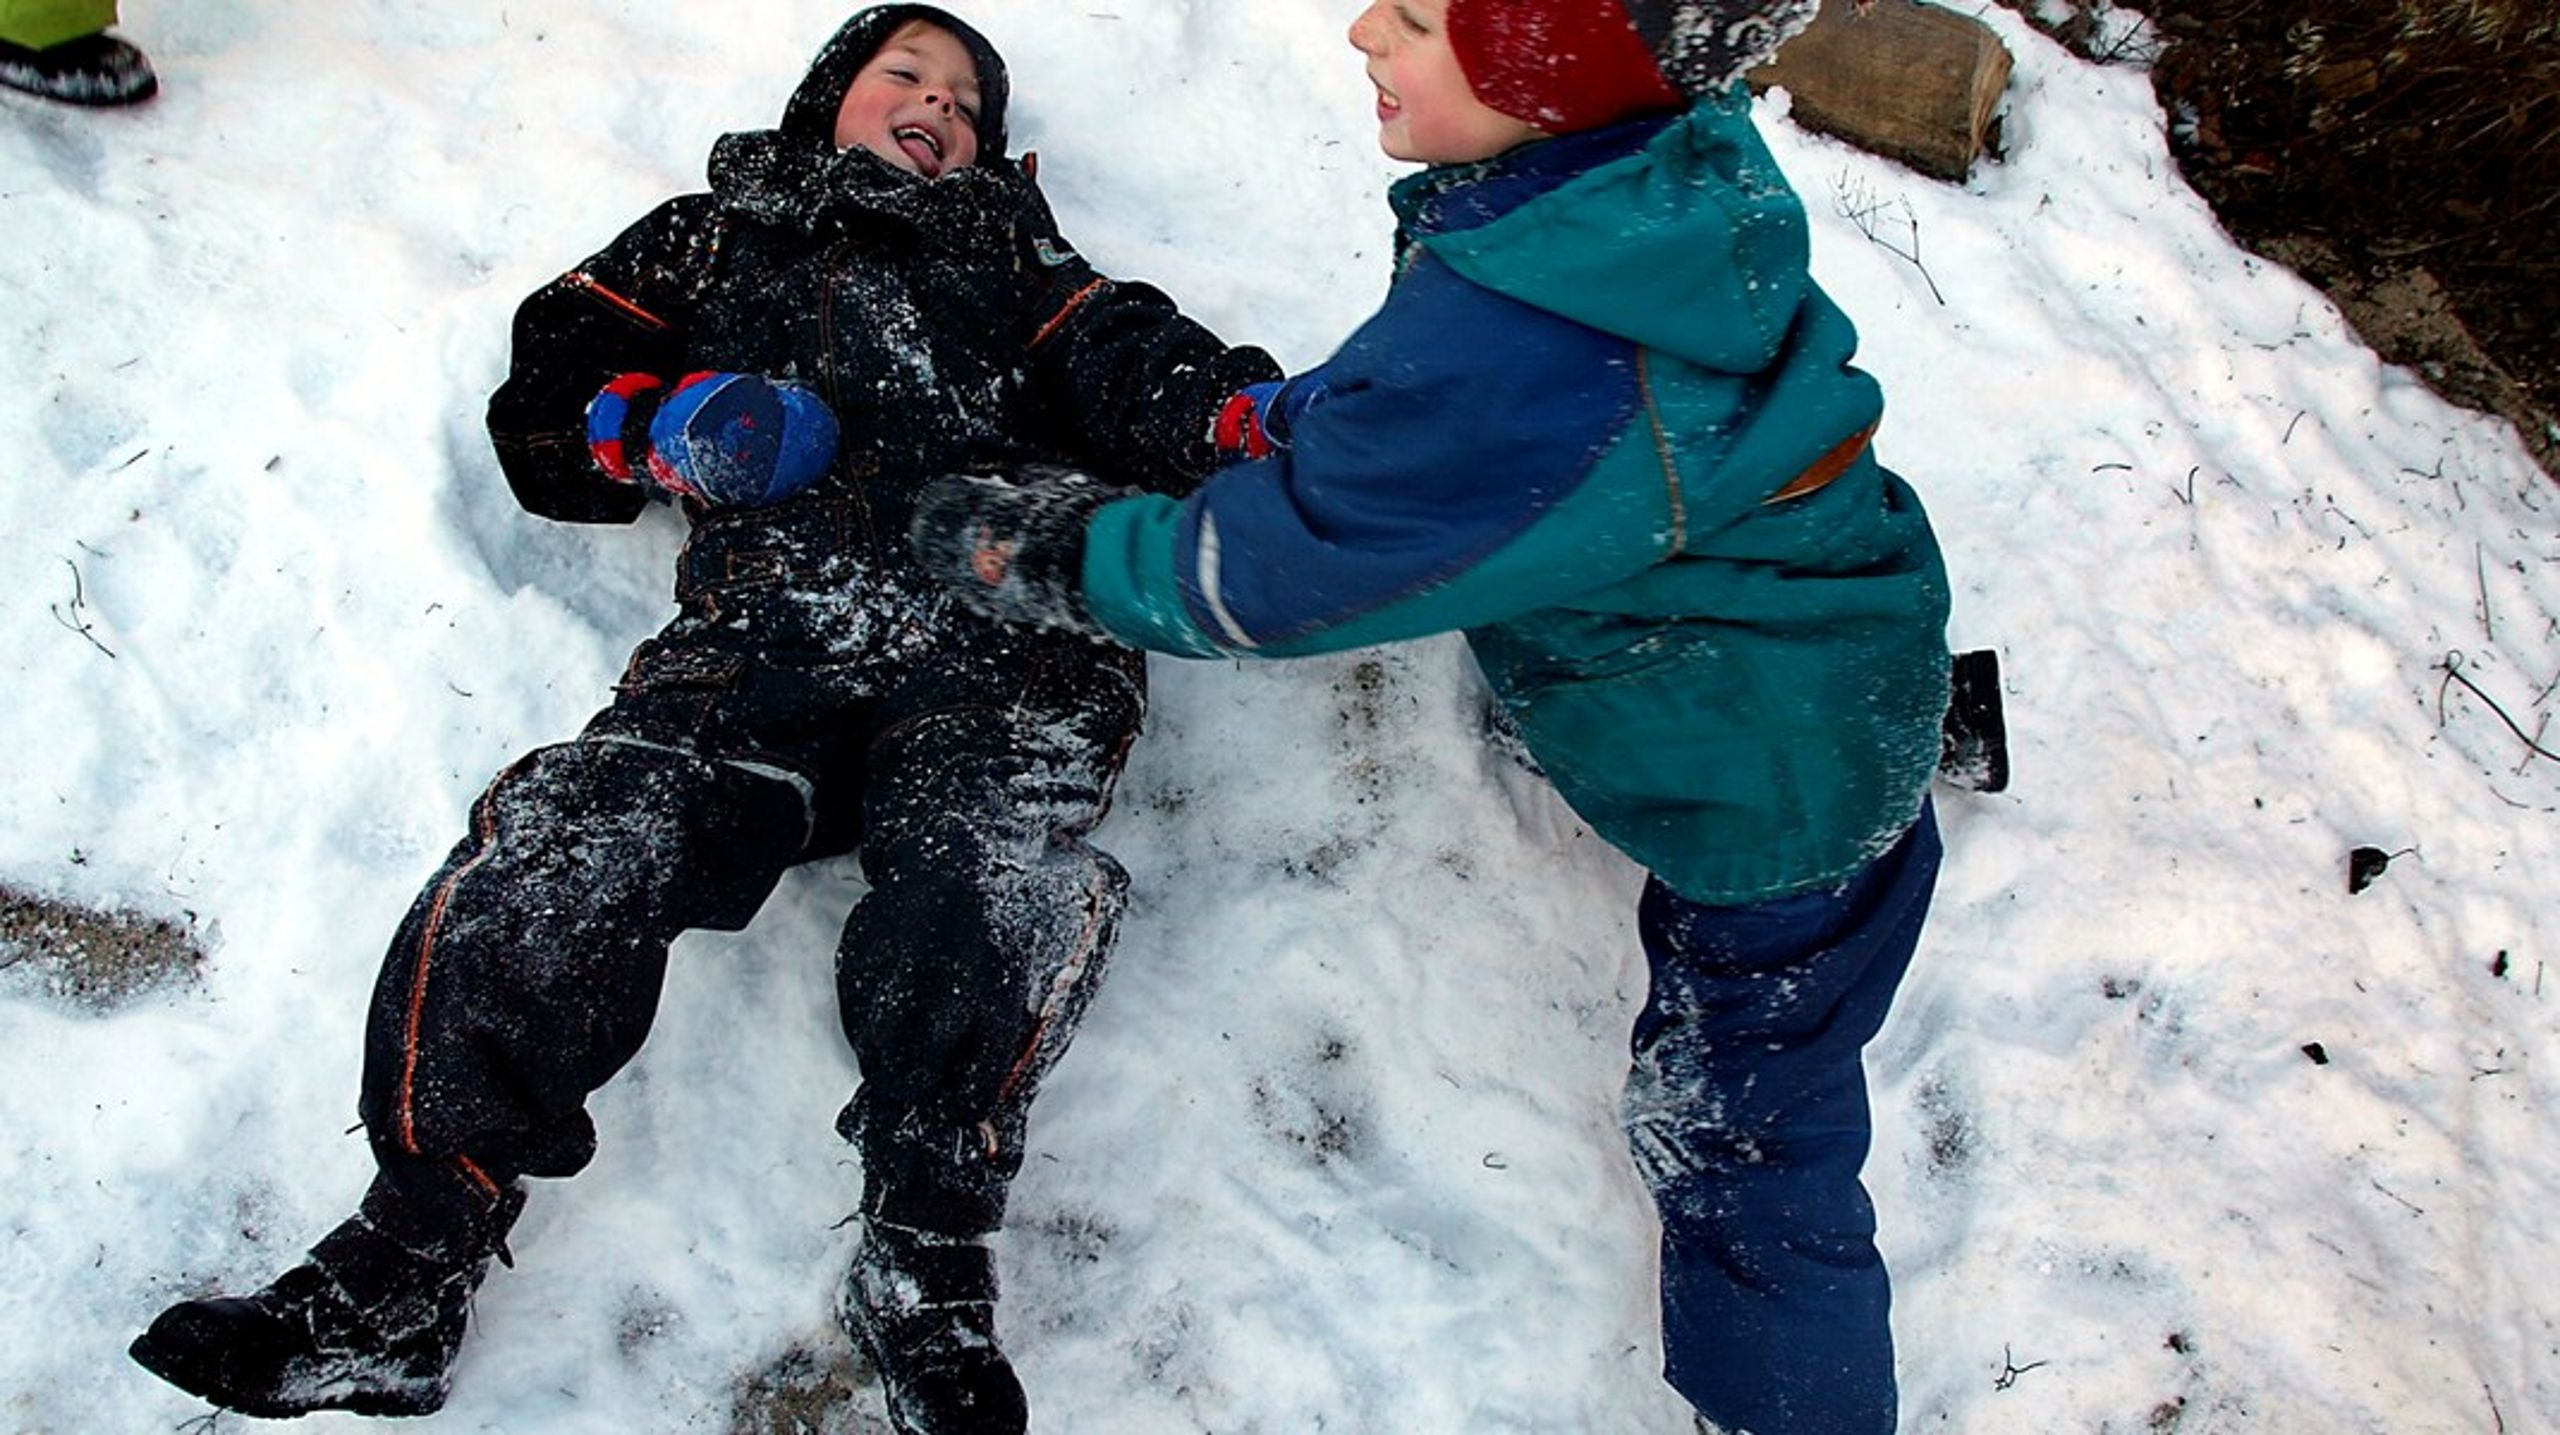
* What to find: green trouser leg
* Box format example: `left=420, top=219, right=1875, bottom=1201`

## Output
left=0, top=0, right=118, bottom=50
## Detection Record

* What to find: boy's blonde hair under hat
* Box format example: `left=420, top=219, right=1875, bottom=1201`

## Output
left=1446, top=0, right=1819, bottom=133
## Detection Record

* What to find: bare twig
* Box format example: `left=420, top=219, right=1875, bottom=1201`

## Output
left=2437, top=653, right=2560, bottom=764
left=2090, top=27, right=2152, bottom=64
left=1994, top=1345, right=2050, bottom=1392
left=2371, top=1179, right=2425, bottom=1216
left=2474, top=543, right=2494, bottom=643
left=1831, top=175, right=1946, bottom=306
left=49, top=559, right=117, bottom=660
left=2321, top=504, right=2372, bottom=541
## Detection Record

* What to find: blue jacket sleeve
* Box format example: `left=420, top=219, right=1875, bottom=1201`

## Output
left=1079, top=258, right=1674, bottom=658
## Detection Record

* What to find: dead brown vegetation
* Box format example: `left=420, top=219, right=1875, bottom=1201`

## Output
left=0, top=880, right=204, bottom=1011
left=727, top=1343, right=894, bottom=1435
left=2016, top=0, right=2560, bottom=477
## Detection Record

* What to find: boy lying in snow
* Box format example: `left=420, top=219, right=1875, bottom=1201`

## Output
left=912, top=1, right=1959, bottom=1430
left=129, top=7, right=1273, bottom=1431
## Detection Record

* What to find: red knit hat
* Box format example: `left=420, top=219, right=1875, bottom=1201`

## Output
left=1445, top=0, right=1819, bottom=133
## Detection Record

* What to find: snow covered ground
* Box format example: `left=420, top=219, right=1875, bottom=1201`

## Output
left=4, top=2, right=2555, bottom=1431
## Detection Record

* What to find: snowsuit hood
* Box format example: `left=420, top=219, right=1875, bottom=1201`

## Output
left=779, top=4, right=1011, bottom=160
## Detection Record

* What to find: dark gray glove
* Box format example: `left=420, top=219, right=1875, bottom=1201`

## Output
left=908, top=465, right=1124, bottom=637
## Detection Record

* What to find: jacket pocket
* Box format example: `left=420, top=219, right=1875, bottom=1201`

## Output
left=614, top=640, right=748, bottom=697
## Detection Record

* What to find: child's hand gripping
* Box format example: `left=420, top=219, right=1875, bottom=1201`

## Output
left=908, top=466, right=1126, bottom=637
left=1211, top=374, right=1330, bottom=460
left=586, top=371, right=840, bottom=507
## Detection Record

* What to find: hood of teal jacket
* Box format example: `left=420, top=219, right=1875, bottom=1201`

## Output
left=1407, top=90, right=1809, bottom=377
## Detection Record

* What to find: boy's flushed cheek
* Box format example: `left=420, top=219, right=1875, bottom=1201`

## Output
left=833, top=88, right=881, bottom=154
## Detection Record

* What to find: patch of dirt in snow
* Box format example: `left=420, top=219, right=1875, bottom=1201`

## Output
left=727, top=1342, right=896, bottom=1435
left=0, top=879, right=205, bottom=1011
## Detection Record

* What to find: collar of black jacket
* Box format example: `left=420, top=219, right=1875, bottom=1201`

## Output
left=709, top=128, right=1023, bottom=252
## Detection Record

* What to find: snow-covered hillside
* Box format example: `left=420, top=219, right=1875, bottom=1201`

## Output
left=2, top=3, right=2553, bottom=1431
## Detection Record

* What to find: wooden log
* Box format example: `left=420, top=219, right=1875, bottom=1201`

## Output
left=1749, top=0, right=2014, bottom=183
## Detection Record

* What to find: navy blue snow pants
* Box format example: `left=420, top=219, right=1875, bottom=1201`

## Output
left=1626, top=805, right=1941, bottom=1435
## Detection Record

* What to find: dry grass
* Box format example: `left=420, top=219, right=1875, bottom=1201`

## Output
left=2176, top=0, right=2560, bottom=217
left=726, top=1342, right=895, bottom=1435
left=2010, top=0, right=2560, bottom=478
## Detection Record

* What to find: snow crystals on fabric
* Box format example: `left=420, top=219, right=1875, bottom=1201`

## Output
left=1657, top=0, right=1819, bottom=93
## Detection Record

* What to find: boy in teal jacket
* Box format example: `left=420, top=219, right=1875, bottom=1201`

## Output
left=914, top=0, right=1950, bottom=1428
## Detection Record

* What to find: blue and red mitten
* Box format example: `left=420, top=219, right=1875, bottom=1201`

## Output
left=586, top=372, right=667, bottom=485
left=586, top=371, right=840, bottom=507
left=1211, top=374, right=1331, bottom=460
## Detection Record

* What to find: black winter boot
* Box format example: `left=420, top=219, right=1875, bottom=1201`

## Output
left=130, top=1176, right=524, bottom=1418
left=1938, top=647, right=2010, bottom=793
left=0, top=33, right=157, bottom=106
left=838, top=1220, right=1028, bottom=1434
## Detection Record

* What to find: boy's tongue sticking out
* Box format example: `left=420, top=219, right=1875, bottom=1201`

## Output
left=893, top=124, right=945, bottom=175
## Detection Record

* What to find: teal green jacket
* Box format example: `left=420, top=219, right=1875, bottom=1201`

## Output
left=1081, top=93, right=1951, bottom=904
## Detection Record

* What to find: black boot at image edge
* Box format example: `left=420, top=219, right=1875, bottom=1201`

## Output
left=838, top=1220, right=1029, bottom=1435
left=129, top=1182, right=524, bottom=1418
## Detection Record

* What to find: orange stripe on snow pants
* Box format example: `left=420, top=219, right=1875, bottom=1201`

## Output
left=394, top=756, right=530, bottom=1158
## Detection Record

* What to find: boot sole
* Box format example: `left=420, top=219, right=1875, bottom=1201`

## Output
left=130, top=1327, right=447, bottom=1419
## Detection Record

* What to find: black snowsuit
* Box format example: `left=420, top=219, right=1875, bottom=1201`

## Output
left=354, top=9, right=1276, bottom=1240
